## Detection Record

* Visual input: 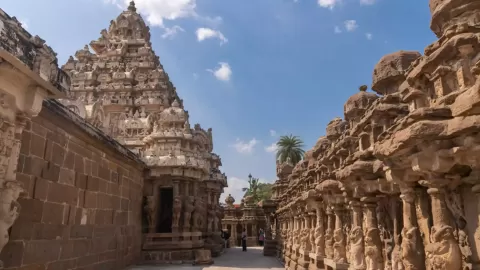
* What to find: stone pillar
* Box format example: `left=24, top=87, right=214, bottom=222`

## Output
left=421, top=179, right=462, bottom=270
left=303, top=214, right=312, bottom=251
left=173, top=180, right=180, bottom=196
left=361, top=197, right=383, bottom=270
left=399, top=184, right=425, bottom=270
left=325, top=206, right=335, bottom=259
left=332, top=204, right=347, bottom=263
left=314, top=204, right=325, bottom=257
left=349, top=200, right=365, bottom=270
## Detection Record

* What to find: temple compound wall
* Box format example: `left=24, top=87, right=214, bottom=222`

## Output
left=0, top=2, right=226, bottom=269
left=268, top=1, right=480, bottom=270
left=2, top=100, right=145, bottom=270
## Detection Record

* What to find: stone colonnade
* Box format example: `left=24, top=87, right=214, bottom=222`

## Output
left=270, top=1, right=480, bottom=270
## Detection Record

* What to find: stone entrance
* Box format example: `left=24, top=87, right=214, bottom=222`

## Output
left=156, top=187, right=173, bottom=233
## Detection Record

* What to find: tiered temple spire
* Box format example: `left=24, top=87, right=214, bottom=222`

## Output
left=61, top=3, right=227, bottom=264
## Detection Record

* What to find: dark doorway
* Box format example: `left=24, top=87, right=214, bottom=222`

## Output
left=156, top=187, right=173, bottom=233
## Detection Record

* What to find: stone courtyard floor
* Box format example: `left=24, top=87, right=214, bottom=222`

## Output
left=128, top=247, right=284, bottom=270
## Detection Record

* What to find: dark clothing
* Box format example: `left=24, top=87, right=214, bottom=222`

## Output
left=259, top=240, right=264, bottom=246
left=242, top=239, right=247, bottom=251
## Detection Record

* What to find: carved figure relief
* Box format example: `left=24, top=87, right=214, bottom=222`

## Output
left=183, top=196, right=195, bottom=228
left=144, top=196, right=156, bottom=229
left=172, top=195, right=182, bottom=228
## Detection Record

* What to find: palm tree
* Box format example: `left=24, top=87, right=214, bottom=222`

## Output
left=275, top=134, right=305, bottom=164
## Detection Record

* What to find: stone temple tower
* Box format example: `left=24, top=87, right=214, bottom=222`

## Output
left=61, top=1, right=227, bottom=263
left=61, top=1, right=178, bottom=154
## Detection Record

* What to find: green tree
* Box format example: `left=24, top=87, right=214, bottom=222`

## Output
left=242, top=174, right=273, bottom=204
left=242, top=174, right=259, bottom=202
left=275, top=134, right=305, bottom=164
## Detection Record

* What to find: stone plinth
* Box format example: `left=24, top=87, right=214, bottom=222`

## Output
left=323, top=258, right=349, bottom=270
left=309, top=253, right=325, bottom=270
left=194, top=249, right=213, bottom=265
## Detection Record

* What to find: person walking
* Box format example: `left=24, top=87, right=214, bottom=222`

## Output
left=241, top=228, right=247, bottom=251
left=258, top=228, right=265, bottom=246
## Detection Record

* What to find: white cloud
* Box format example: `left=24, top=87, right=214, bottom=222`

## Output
left=161, top=25, right=184, bottom=39
left=107, top=0, right=196, bottom=27
left=207, top=62, right=232, bottom=81
left=231, top=138, right=258, bottom=154
left=196, top=28, right=228, bottom=45
left=269, top=130, right=277, bottom=137
left=334, top=26, right=342, bottom=34
left=107, top=0, right=222, bottom=29
left=360, top=0, right=376, bottom=5
left=366, top=33, right=373, bottom=40
left=19, top=19, right=29, bottom=30
left=265, top=143, right=278, bottom=153
left=344, top=20, right=358, bottom=32
left=318, top=0, right=340, bottom=9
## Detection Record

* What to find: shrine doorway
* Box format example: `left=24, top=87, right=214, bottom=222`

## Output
left=156, top=187, right=173, bottom=233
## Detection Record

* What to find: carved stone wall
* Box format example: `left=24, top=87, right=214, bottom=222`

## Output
left=273, top=1, right=480, bottom=270
left=0, top=100, right=145, bottom=269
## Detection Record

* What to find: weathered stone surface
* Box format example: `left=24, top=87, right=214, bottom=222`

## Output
left=272, top=2, right=480, bottom=270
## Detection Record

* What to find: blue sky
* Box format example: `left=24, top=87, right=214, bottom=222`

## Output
left=3, top=0, right=436, bottom=202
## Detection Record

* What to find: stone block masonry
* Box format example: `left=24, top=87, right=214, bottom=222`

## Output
left=0, top=99, right=146, bottom=270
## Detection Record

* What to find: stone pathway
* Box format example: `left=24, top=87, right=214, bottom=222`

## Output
left=129, top=247, right=284, bottom=270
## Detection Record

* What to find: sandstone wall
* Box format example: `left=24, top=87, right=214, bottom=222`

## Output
left=0, top=100, right=145, bottom=270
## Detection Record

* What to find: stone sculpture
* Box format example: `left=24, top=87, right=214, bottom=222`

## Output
left=172, top=196, right=182, bottom=228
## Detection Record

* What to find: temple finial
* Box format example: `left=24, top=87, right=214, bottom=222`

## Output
left=128, top=1, right=137, bottom=12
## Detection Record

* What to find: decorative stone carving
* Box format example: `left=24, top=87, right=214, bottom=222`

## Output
left=172, top=195, right=182, bottom=228
left=183, top=196, right=194, bottom=228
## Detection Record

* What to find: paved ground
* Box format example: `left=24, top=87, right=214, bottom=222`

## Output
left=129, top=247, right=284, bottom=270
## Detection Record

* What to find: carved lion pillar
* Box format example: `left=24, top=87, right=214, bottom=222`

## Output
left=420, top=179, right=462, bottom=270
left=314, top=203, right=325, bottom=257
left=332, top=204, right=347, bottom=263
left=349, top=200, right=366, bottom=270
left=362, top=197, right=384, bottom=270
left=302, top=213, right=312, bottom=251
left=325, top=205, right=335, bottom=259
left=399, top=184, right=425, bottom=270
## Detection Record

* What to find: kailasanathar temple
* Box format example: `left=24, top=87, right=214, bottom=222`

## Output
left=3, top=0, right=480, bottom=270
